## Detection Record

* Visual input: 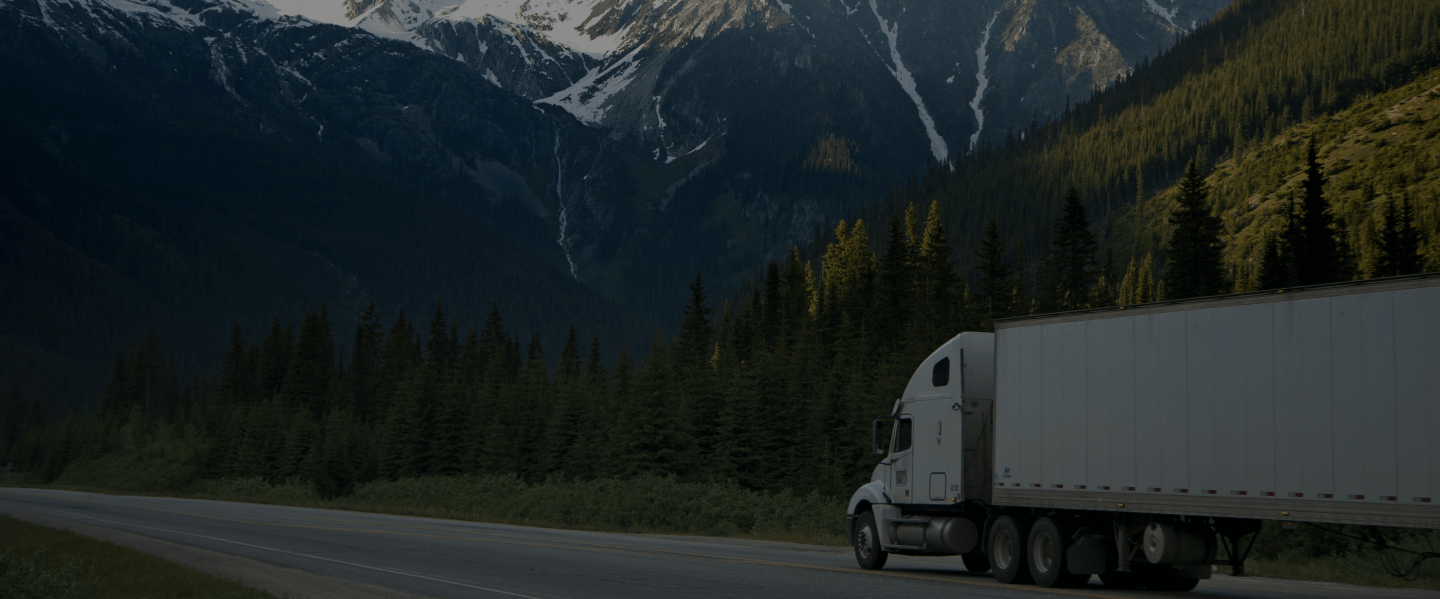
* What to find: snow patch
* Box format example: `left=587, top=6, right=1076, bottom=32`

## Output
left=483, top=68, right=500, bottom=86
left=1144, top=0, right=1179, bottom=30
left=946, top=75, right=954, bottom=84
left=866, top=0, right=947, bottom=163
left=537, top=46, right=644, bottom=124
left=775, top=0, right=792, bottom=16
left=968, top=10, right=999, bottom=153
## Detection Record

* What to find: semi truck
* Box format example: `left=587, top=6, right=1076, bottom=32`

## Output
left=845, top=273, right=1440, bottom=591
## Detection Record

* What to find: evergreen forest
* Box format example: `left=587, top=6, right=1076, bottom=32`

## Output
left=2, top=0, right=1439, bottom=545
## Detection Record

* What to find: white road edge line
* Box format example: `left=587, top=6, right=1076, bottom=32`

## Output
left=51, top=509, right=548, bottom=599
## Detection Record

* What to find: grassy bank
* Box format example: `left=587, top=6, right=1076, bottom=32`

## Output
left=1243, top=556, right=1440, bottom=591
left=0, top=514, right=277, bottom=599
left=186, top=475, right=850, bottom=546
left=1237, top=520, right=1440, bottom=590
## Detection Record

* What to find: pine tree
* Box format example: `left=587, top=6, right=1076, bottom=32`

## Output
left=514, top=334, right=550, bottom=478
left=1051, top=186, right=1100, bottom=309
left=1295, top=140, right=1343, bottom=285
left=348, top=303, right=384, bottom=420
left=914, top=201, right=960, bottom=346
left=1377, top=194, right=1423, bottom=277
left=280, top=309, right=334, bottom=413
left=1256, top=234, right=1288, bottom=290
left=258, top=318, right=294, bottom=401
left=425, top=301, right=457, bottom=377
left=1165, top=161, right=1227, bottom=299
left=676, top=272, right=714, bottom=369
left=541, top=326, right=584, bottom=475
left=761, top=261, right=783, bottom=346
left=878, top=211, right=918, bottom=341
left=314, top=409, right=358, bottom=499
left=1119, top=254, right=1161, bottom=304
left=619, top=338, right=695, bottom=478
left=974, top=219, right=1012, bottom=329
left=218, top=321, right=258, bottom=408
left=563, top=336, right=609, bottom=477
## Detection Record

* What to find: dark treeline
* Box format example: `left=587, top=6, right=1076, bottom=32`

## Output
left=9, top=145, right=1429, bottom=497
left=0, top=197, right=1106, bottom=496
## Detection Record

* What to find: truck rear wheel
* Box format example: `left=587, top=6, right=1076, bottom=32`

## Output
left=988, top=515, right=1032, bottom=584
left=1027, top=517, right=1091, bottom=588
left=852, top=511, right=888, bottom=570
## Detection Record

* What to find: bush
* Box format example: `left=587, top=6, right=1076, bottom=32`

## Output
left=0, top=550, right=98, bottom=599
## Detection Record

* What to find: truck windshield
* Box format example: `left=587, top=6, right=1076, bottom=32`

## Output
left=894, top=418, right=912, bottom=453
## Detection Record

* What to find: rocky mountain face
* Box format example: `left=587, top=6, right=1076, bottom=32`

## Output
left=0, top=0, right=1231, bottom=407
left=339, top=0, right=1230, bottom=152
left=0, top=0, right=645, bottom=407
left=323, top=0, right=1231, bottom=298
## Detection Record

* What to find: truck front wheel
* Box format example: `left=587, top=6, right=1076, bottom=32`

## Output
left=988, top=515, right=1032, bottom=584
left=852, top=511, right=889, bottom=570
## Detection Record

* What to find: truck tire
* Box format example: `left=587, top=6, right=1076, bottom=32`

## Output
left=962, top=551, right=990, bottom=574
left=988, top=515, right=1032, bottom=584
left=852, top=511, right=889, bottom=570
left=1027, top=517, right=1091, bottom=588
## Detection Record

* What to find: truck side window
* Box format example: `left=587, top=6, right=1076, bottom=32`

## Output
left=894, top=418, right=913, bottom=453
left=932, top=357, right=950, bottom=387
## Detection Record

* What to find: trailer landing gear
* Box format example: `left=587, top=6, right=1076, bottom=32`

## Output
left=1215, top=518, right=1262, bottom=577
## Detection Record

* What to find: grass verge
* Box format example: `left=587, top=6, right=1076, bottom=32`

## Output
left=1236, top=556, right=1440, bottom=591
left=187, top=475, right=851, bottom=547
left=0, top=513, right=278, bottom=599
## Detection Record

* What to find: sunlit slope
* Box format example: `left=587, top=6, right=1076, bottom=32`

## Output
left=1131, top=67, right=1440, bottom=283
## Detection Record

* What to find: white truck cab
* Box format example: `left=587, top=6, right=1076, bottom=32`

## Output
left=846, top=332, right=994, bottom=570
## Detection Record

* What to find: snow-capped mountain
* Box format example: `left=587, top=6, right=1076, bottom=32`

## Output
left=1, top=0, right=1234, bottom=392
left=271, top=0, right=1229, bottom=163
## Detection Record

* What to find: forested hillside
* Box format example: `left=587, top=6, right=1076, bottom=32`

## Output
left=875, top=0, right=1440, bottom=281
left=1129, top=69, right=1440, bottom=287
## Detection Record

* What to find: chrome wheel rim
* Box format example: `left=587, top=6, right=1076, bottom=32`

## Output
left=993, top=528, right=1014, bottom=570
left=1032, top=530, right=1055, bottom=574
left=856, top=525, right=875, bottom=560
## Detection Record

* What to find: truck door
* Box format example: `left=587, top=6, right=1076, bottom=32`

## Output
left=890, top=416, right=915, bottom=502
left=909, top=395, right=962, bottom=504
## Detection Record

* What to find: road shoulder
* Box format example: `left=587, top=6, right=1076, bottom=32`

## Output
left=4, top=510, right=426, bottom=599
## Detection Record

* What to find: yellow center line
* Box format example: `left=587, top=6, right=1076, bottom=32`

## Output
left=0, top=489, right=1133, bottom=599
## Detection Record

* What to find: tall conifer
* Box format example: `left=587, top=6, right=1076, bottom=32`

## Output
left=1295, top=140, right=1343, bottom=285
left=975, top=219, right=1012, bottom=329
left=1051, top=187, right=1100, bottom=308
left=1165, top=161, right=1227, bottom=299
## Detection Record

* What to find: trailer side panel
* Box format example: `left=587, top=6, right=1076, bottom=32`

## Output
left=992, top=277, right=1440, bottom=528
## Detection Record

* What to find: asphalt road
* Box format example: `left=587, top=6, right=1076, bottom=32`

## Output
left=0, top=488, right=1433, bottom=599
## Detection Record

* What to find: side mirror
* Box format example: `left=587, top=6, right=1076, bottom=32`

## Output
left=873, top=417, right=895, bottom=457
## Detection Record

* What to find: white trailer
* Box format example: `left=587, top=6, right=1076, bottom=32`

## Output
left=846, top=274, right=1440, bottom=591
